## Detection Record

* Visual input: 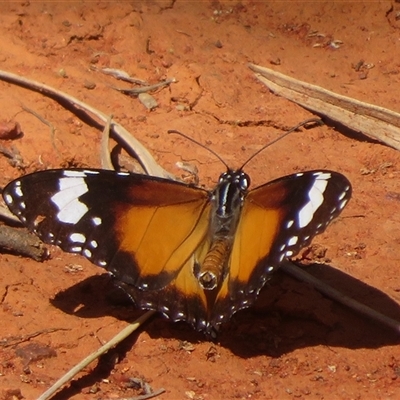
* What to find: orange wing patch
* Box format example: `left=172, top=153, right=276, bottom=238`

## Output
left=112, top=180, right=211, bottom=289
left=230, top=204, right=282, bottom=284
left=119, top=240, right=215, bottom=330
left=228, top=182, right=289, bottom=287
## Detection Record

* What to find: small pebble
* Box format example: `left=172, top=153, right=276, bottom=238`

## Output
left=0, top=120, right=22, bottom=139
left=83, top=80, right=96, bottom=90
left=138, top=92, right=158, bottom=110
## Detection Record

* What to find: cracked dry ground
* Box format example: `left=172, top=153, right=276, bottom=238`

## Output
left=1, top=2, right=400, bottom=400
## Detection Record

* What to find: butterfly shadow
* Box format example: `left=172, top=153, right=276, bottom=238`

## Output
left=50, top=274, right=147, bottom=322
left=50, top=263, right=400, bottom=361
left=216, top=263, right=400, bottom=358
left=49, top=275, right=152, bottom=399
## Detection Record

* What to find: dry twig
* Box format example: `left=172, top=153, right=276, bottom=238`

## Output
left=101, top=114, right=114, bottom=170
left=36, top=311, right=156, bottom=400
left=0, top=69, right=172, bottom=179
left=0, top=328, right=70, bottom=348
left=281, top=260, right=400, bottom=333
left=249, top=63, right=400, bottom=151
left=20, top=104, right=59, bottom=155
left=0, top=225, right=48, bottom=261
left=112, top=77, right=176, bottom=96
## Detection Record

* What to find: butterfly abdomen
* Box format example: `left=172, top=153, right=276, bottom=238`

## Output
left=196, top=170, right=249, bottom=291
left=198, top=238, right=231, bottom=290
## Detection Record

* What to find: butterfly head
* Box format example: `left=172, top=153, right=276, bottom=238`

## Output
left=214, top=169, right=250, bottom=218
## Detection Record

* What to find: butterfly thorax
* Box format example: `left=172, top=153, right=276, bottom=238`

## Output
left=197, top=170, right=250, bottom=290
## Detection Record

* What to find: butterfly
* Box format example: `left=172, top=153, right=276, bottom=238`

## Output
left=2, top=165, right=351, bottom=334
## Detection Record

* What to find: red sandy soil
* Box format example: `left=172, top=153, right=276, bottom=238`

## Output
left=0, top=1, right=400, bottom=399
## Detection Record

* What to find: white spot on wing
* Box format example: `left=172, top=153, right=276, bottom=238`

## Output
left=286, top=219, right=294, bottom=228
left=14, top=186, right=23, bottom=197
left=63, top=170, right=88, bottom=177
left=92, top=216, right=102, bottom=226
left=298, top=202, right=314, bottom=228
left=339, top=199, right=349, bottom=210
left=4, top=194, right=13, bottom=204
left=83, top=249, right=92, bottom=258
left=51, top=177, right=89, bottom=224
left=57, top=201, right=88, bottom=224
left=298, top=174, right=330, bottom=228
left=288, top=236, right=298, bottom=246
left=70, top=233, right=86, bottom=243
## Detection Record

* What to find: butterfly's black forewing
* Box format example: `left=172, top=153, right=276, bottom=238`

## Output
left=3, top=170, right=118, bottom=269
left=2, top=169, right=210, bottom=290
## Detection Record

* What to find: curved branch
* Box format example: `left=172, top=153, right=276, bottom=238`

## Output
left=0, top=69, right=174, bottom=179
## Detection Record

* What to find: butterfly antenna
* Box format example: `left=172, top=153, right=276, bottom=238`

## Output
left=168, top=129, right=229, bottom=170
left=239, top=117, right=323, bottom=170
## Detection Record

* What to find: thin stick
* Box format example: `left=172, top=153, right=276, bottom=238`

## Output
left=0, top=327, right=70, bottom=348
left=281, top=260, right=400, bottom=334
left=37, top=310, right=156, bottom=400
left=101, top=114, right=114, bottom=170
left=113, top=77, right=176, bottom=96
left=20, top=104, right=60, bottom=156
left=91, top=65, right=149, bottom=85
